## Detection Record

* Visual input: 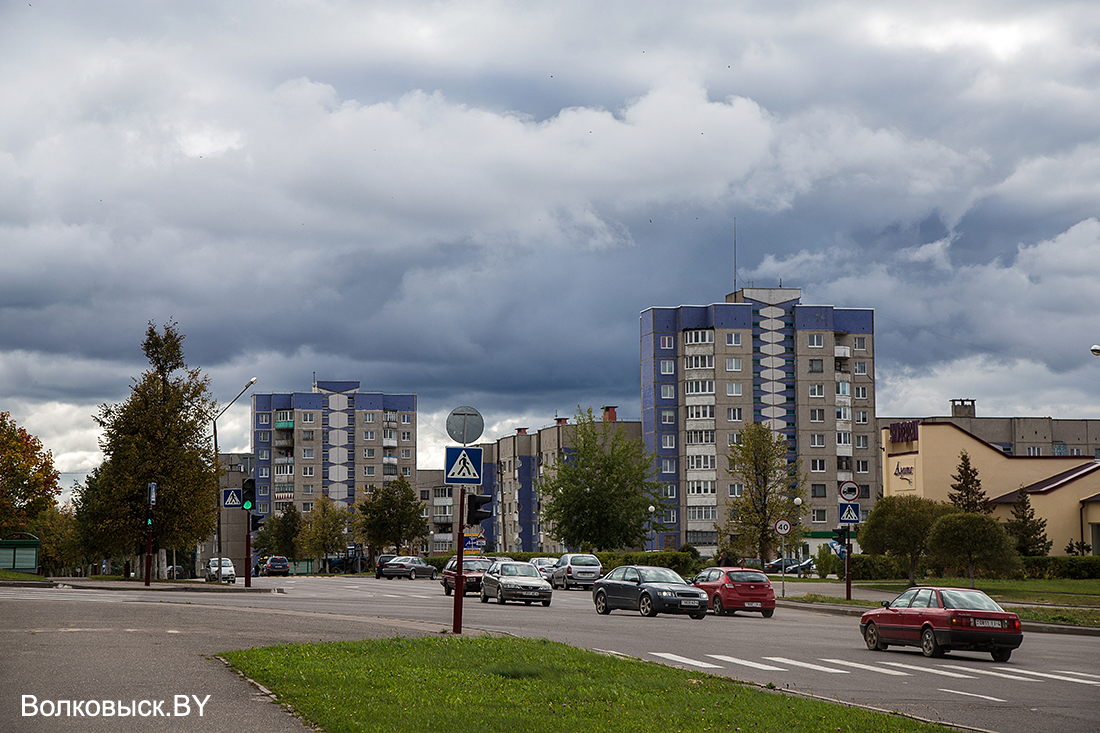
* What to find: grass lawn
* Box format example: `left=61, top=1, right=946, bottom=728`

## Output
left=222, top=636, right=953, bottom=733
left=857, top=578, right=1100, bottom=607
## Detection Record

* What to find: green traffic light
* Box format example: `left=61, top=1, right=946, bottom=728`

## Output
left=243, top=500, right=253, bottom=510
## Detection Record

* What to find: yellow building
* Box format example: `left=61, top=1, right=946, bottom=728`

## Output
left=881, top=420, right=1100, bottom=555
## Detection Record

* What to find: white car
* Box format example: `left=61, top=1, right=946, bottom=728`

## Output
left=205, top=557, right=236, bottom=583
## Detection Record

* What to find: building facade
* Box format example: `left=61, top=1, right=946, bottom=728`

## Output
left=640, top=288, right=879, bottom=557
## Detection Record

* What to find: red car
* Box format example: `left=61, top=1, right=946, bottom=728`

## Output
left=692, top=566, right=776, bottom=617
left=860, top=586, right=1023, bottom=662
left=441, top=557, right=494, bottom=595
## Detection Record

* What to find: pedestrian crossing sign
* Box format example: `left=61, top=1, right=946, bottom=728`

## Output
left=445, top=446, right=483, bottom=485
left=839, top=502, right=860, bottom=524
left=223, top=489, right=242, bottom=507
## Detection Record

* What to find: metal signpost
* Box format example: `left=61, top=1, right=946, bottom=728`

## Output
left=445, top=407, right=484, bottom=635
left=838, top=481, right=860, bottom=600
left=774, top=518, right=792, bottom=597
left=145, top=483, right=156, bottom=586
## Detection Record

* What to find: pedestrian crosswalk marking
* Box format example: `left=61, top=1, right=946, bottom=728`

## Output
left=942, top=664, right=1039, bottom=682
left=820, top=658, right=909, bottom=676
left=763, top=657, right=849, bottom=673
left=939, top=689, right=1006, bottom=703
left=707, top=655, right=786, bottom=671
left=649, top=653, right=723, bottom=669
left=995, top=668, right=1100, bottom=685
left=881, top=661, right=974, bottom=678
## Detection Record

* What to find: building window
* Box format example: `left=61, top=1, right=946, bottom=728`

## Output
left=401, top=431, right=412, bottom=441
left=728, top=483, right=743, bottom=497
left=688, top=506, right=718, bottom=521
left=303, top=484, right=314, bottom=495
left=687, top=405, right=714, bottom=419
left=302, top=412, right=315, bottom=423
left=812, top=509, right=827, bottom=523
left=727, top=432, right=741, bottom=446
left=663, top=484, right=677, bottom=499
left=365, top=466, right=375, bottom=476
left=258, top=502, right=270, bottom=514
left=258, top=449, right=270, bottom=460
left=854, top=336, right=866, bottom=350
left=837, top=431, right=852, bottom=446
left=661, top=459, right=676, bottom=474
left=661, top=409, right=676, bottom=424
left=687, top=480, right=715, bottom=495
left=1027, top=446, right=1042, bottom=456
left=810, top=459, right=826, bottom=472
left=836, top=381, right=850, bottom=396
left=685, top=380, right=715, bottom=395
left=302, top=448, right=314, bottom=459
left=809, top=384, right=824, bottom=397
left=660, top=360, right=675, bottom=375
left=811, top=483, right=827, bottom=498
left=660, top=335, right=675, bottom=349
left=810, top=409, right=825, bottom=422
left=258, top=484, right=270, bottom=496
left=687, top=454, right=716, bottom=470
left=854, top=386, right=867, bottom=399
left=402, top=414, right=411, bottom=424
left=661, top=434, right=676, bottom=449
left=854, top=361, right=867, bottom=375
left=302, top=466, right=314, bottom=477
left=808, top=359, right=824, bottom=373
left=364, top=430, right=375, bottom=441
left=364, top=412, right=375, bottom=423
left=726, top=358, right=742, bottom=372
left=836, top=406, right=851, bottom=421
left=662, top=508, right=677, bottom=524
left=684, top=329, right=714, bottom=345
left=401, top=448, right=412, bottom=459
left=810, top=434, right=825, bottom=448
left=257, top=431, right=270, bottom=443
left=856, top=460, right=869, bottom=473
left=855, top=410, right=868, bottom=424
left=727, top=407, right=743, bottom=422
left=661, top=384, right=676, bottom=400
left=363, top=448, right=375, bottom=459
left=808, top=334, right=824, bottom=348
left=726, top=333, right=741, bottom=347
left=726, top=383, right=742, bottom=397
left=686, top=430, right=715, bottom=445
left=258, top=414, right=270, bottom=425
left=302, top=502, right=313, bottom=513
left=837, top=456, right=852, bottom=471
left=686, top=354, right=714, bottom=369
left=401, top=466, right=411, bottom=476
left=859, top=484, right=871, bottom=499
left=855, top=434, right=869, bottom=449
left=258, top=467, right=270, bottom=478
left=384, top=411, right=398, bottom=422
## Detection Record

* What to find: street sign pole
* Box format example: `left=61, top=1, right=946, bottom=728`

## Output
left=846, top=527, right=852, bottom=601
left=452, top=486, right=466, bottom=635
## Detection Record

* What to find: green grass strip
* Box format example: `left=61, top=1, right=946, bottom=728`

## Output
left=223, top=636, right=953, bottom=733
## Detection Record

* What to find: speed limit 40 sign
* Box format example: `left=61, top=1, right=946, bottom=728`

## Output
left=774, top=519, right=792, bottom=536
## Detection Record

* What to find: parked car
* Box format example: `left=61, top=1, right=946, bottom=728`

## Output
left=549, top=553, right=602, bottom=590
left=479, top=561, right=553, bottom=606
left=374, top=553, right=397, bottom=579
left=167, top=565, right=188, bottom=580
left=260, top=556, right=290, bottom=576
left=763, top=557, right=801, bottom=574
left=528, top=556, right=557, bottom=580
left=382, top=556, right=437, bottom=580
left=204, top=557, right=236, bottom=583
left=441, top=557, right=494, bottom=595
left=692, top=566, right=776, bottom=617
left=592, top=565, right=708, bottom=619
left=860, top=587, right=1023, bottom=662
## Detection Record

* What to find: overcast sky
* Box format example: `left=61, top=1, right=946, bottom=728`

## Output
left=3, top=1, right=1099, bottom=491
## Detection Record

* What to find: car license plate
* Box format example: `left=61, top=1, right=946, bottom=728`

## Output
left=745, top=601, right=761, bottom=607
left=974, top=619, right=1002, bottom=628
left=522, top=591, right=539, bottom=596
left=680, top=599, right=699, bottom=607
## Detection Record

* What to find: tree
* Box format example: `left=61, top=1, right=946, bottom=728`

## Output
left=540, top=406, right=666, bottom=551
left=927, top=513, right=1019, bottom=588
left=27, top=502, right=87, bottom=576
left=354, top=475, right=427, bottom=554
left=0, top=411, right=61, bottom=536
left=859, top=495, right=956, bottom=586
left=81, top=321, right=219, bottom=572
left=719, top=422, right=806, bottom=567
left=948, top=450, right=990, bottom=514
left=297, top=495, right=347, bottom=572
left=1003, top=490, right=1052, bottom=557
left=253, top=504, right=303, bottom=567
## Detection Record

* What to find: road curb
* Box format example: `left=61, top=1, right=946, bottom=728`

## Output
left=1, top=578, right=286, bottom=593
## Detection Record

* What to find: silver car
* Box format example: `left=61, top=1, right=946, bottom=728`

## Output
left=480, top=561, right=553, bottom=606
left=528, top=557, right=557, bottom=580
left=549, top=553, right=602, bottom=590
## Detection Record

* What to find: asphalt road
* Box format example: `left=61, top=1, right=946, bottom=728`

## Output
left=2, top=576, right=1098, bottom=733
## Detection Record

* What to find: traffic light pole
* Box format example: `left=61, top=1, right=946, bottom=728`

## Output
left=845, top=527, right=852, bottom=601
left=244, top=513, right=252, bottom=588
left=144, top=509, right=153, bottom=587
left=452, top=486, right=466, bottom=634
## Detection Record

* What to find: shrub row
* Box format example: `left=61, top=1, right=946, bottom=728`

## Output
left=1020, top=555, right=1100, bottom=579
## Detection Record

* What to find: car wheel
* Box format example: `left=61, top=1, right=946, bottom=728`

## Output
left=991, top=648, right=1012, bottom=663
left=430, top=570, right=437, bottom=580
left=639, top=594, right=657, bottom=617
left=921, top=627, right=945, bottom=658
left=497, top=587, right=506, bottom=605
left=761, top=609, right=774, bottom=619
left=542, top=599, right=551, bottom=607
left=713, top=596, right=725, bottom=616
left=864, top=622, right=887, bottom=651
left=480, top=589, right=488, bottom=603
left=444, top=582, right=452, bottom=596
left=595, top=591, right=610, bottom=615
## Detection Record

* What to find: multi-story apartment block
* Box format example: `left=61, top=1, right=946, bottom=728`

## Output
left=251, top=380, right=417, bottom=523
left=641, top=288, right=878, bottom=557
left=419, top=445, right=499, bottom=555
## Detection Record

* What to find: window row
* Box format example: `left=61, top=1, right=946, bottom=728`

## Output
left=659, top=332, right=745, bottom=350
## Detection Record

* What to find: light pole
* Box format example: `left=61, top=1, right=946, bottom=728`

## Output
left=211, top=376, right=257, bottom=582
left=793, top=497, right=803, bottom=578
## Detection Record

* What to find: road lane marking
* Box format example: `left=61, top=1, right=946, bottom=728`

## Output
left=820, top=658, right=910, bottom=676
left=1054, top=670, right=1100, bottom=680
left=707, top=655, right=786, bottom=671
left=940, top=688, right=1006, bottom=703
left=650, top=653, right=723, bottom=669
left=940, top=665, right=1039, bottom=681
left=998, top=668, right=1100, bottom=685
left=880, top=661, right=974, bottom=678
left=763, top=657, right=849, bottom=673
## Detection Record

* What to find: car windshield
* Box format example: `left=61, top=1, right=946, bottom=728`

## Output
left=463, top=561, right=491, bottom=571
left=571, top=556, right=600, bottom=566
left=638, top=567, right=686, bottom=584
left=940, top=589, right=1004, bottom=612
left=728, top=571, right=768, bottom=583
left=501, top=564, right=539, bottom=577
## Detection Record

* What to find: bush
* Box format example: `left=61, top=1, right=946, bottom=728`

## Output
left=848, top=554, right=906, bottom=580
left=1021, top=555, right=1100, bottom=579
left=814, top=545, right=838, bottom=578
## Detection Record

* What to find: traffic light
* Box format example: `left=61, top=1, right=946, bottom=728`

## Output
left=241, top=478, right=255, bottom=511
left=466, top=492, right=492, bottom=525
left=145, top=507, right=154, bottom=526
left=250, top=513, right=265, bottom=533
left=832, top=526, right=848, bottom=543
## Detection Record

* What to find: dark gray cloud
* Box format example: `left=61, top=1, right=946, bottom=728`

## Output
left=2, top=1, right=1099, bottom=478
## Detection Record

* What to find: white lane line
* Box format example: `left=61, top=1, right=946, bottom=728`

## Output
left=997, top=668, right=1100, bottom=686
left=820, top=658, right=910, bottom=676
left=940, top=665, right=1039, bottom=682
left=763, top=657, right=849, bottom=674
left=881, top=661, right=975, bottom=678
left=940, top=688, right=1007, bottom=703
left=707, top=655, right=786, bottom=671
left=1054, top=670, right=1100, bottom=680
left=650, top=653, right=723, bottom=669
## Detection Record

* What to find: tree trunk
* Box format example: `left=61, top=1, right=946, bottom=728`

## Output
left=157, top=548, right=167, bottom=580
left=908, top=557, right=918, bottom=587
left=968, top=559, right=975, bottom=589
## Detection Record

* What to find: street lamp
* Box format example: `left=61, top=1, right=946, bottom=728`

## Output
left=211, top=376, right=257, bottom=582
left=793, top=497, right=803, bottom=577
left=1091, top=345, right=1100, bottom=357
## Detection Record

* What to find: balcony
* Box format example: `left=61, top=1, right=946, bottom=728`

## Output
left=273, top=481, right=295, bottom=493
left=273, top=456, right=294, bottom=465
left=382, top=456, right=398, bottom=465
left=274, top=438, right=294, bottom=448
left=834, top=346, right=850, bottom=359
left=275, top=420, right=295, bottom=430
left=382, top=438, right=398, bottom=448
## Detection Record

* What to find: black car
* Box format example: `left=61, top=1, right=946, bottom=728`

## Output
left=374, top=554, right=397, bottom=579
left=592, top=565, right=708, bottom=619
left=261, top=556, right=290, bottom=576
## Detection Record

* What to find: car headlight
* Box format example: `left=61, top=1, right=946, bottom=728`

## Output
left=502, top=582, right=519, bottom=589
left=657, top=589, right=676, bottom=597
left=541, top=583, right=552, bottom=591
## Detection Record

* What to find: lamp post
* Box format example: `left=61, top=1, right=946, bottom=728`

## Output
left=793, top=497, right=803, bottom=578
left=211, top=376, right=257, bottom=582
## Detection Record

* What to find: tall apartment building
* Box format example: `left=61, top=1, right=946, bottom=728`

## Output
left=418, top=446, right=499, bottom=555
left=640, top=288, right=878, bottom=557
left=250, top=380, right=417, bottom=522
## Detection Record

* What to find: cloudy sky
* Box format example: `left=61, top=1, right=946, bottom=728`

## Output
left=3, top=1, right=1099, bottom=490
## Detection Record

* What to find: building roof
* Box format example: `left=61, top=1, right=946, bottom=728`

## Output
left=990, top=462, right=1100, bottom=504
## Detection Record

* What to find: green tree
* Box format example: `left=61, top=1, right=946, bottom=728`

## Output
left=354, top=475, right=427, bottom=554
left=859, top=495, right=956, bottom=586
left=719, top=422, right=806, bottom=566
left=0, top=411, right=61, bottom=536
left=80, top=321, right=219, bottom=570
left=27, top=501, right=87, bottom=576
left=927, top=512, right=1019, bottom=588
left=298, top=495, right=347, bottom=572
left=948, top=450, right=990, bottom=514
left=1003, top=490, right=1052, bottom=557
left=540, top=406, right=666, bottom=551
left=273, top=503, right=303, bottom=569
